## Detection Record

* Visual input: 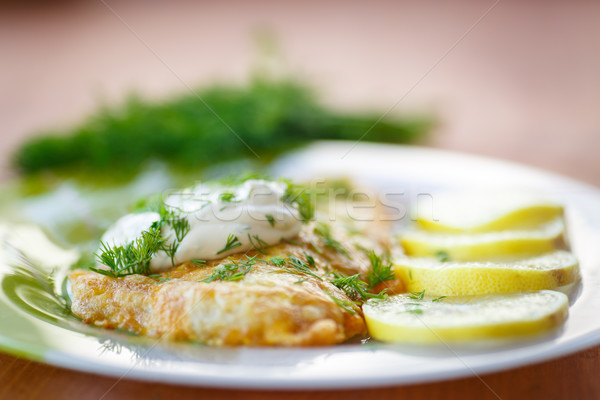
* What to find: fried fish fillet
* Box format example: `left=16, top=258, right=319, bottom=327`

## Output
left=70, top=218, right=401, bottom=346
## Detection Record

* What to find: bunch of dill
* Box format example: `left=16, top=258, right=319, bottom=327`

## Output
left=13, top=78, right=432, bottom=176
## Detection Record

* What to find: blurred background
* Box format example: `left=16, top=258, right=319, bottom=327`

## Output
left=1, top=0, right=599, bottom=184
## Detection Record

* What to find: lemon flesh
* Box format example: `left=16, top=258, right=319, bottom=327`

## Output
left=363, top=290, right=568, bottom=343
left=400, top=218, right=566, bottom=262
left=415, top=192, right=564, bottom=233
left=393, top=250, right=579, bottom=296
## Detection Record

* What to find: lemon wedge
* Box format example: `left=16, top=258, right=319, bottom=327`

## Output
left=363, top=290, right=568, bottom=343
left=416, top=192, right=563, bottom=233
left=393, top=250, right=579, bottom=296
left=400, top=218, right=566, bottom=261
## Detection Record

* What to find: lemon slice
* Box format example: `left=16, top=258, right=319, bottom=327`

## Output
left=416, top=192, right=563, bottom=233
left=363, top=290, right=568, bottom=343
left=400, top=218, right=566, bottom=261
left=393, top=250, right=579, bottom=296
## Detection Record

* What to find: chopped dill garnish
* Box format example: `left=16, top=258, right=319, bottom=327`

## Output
left=201, top=256, right=257, bottom=282
left=281, top=180, right=315, bottom=222
left=409, top=290, right=426, bottom=301
left=248, top=234, right=269, bottom=255
left=304, top=252, right=316, bottom=268
left=323, top=291, right=358, bottom=315
left=436, top=250, right=451, bottom=262
left=366, top=251, right=395, bottom=289
left=220, top=191, right=239, bottom=203
left=404, top=290, right=427, bottom=314
left=190, top=259, right=207, bottom=266
left=158, top=274, right=172, bottom=283
left=269, top=256, right=286, bottom=266
left=432, top=296, right=446, bottom=303
left=294, top=277, right=309, bottom=285
left=279, top=254, right=323, bottom=281
left=217, top=234, right=242, bottom=255
left=329, top=272, right=386, bottom=302
left=91, top=176, right=330, bottom=278
left=313, top=222, right=350, bottom=257
left=265, top=214, right=275, bottom=227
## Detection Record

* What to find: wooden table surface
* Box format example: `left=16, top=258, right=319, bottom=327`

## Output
left=1, top=1, right=599, bottom=398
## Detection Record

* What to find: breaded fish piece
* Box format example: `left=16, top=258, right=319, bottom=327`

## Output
left=70, top=219, right=401, bottom=346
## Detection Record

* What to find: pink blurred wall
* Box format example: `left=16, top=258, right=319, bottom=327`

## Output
left=1, top=0, right=599, bottom=182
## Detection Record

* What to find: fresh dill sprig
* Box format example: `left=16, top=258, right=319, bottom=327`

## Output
left=217, top=234, right=242, bottom=255
left=200, top=256, right=257, bottom=282
left=170, top=215, right=190, bottom=242
left=248, top=234, right=269, bottom=255
left=366, top=251, right=395, bottom=289
left=432, top=296, right=446, bottom=303
left=91, top=221, right=166, bottom=278
left=159, top=208, right=191, bottom=266
left=93, top=205, right=195, bottom=278
left=313, top=222, right=350, bottom=257
left=162, top=241, right=180, bottom=267
left=279, top=254, right=323, bottom=281
left=329, top=272, right=387, bottom=302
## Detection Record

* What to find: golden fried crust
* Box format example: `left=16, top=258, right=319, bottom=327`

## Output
left=70, top=266, right=364, bottom=345
left=69, top=219, right=400, bottom=346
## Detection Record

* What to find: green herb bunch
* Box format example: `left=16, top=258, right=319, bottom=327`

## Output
left=13, top=79, right=431, bottom=176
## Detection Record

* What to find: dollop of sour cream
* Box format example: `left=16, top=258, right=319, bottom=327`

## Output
left=101, top=179, right=303, bottom=272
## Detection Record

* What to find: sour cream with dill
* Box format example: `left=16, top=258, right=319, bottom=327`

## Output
left=100, top=179, right=303, bottom=272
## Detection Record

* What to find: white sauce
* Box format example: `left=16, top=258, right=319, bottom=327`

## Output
left=100, top=180, right=302, bottom=272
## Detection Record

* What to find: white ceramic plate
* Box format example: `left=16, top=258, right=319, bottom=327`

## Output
left=1, top=141, right=599, bottom=389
